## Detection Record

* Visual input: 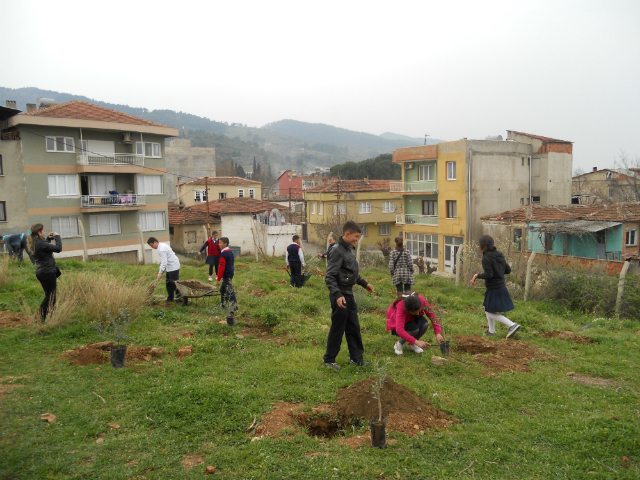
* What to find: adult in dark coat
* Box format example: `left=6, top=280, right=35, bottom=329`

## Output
left=1, top=233, right=36, bottom=264
left=28, top=224, right=62, bottom=321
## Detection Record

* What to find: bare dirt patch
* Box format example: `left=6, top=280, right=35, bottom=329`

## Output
left=453, top=335, right=553, bottom=373
left=0, top=310, right=29, bottom=328
left=539, top=330, right=596, bottom=344
left=0, top=383, right=23, bottom=402
left=570, top=373, right=618, bottom=388
left=250, top=289, right=266, bottom=297
left=181, top=454, right=204, bottom=471
left=254, top=402, right=300, bottom=438
left=61, top=343, right=165, bottom=366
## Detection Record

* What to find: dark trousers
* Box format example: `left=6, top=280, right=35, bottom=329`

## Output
left=208, top=256, right=220, bottom=276
left=220, top=277, right=238, bottom=315
left=398, top=316, right=430, bottom=345
left=36, top=272, right=57, bottom=321
left=289, top=262, right=302, bottom=288
left=323, top=293, right=364, bottom=363
left=8, top=238, right=35, bottom=264
left=165, top=269, right=180, bottom=301
left=396, top=283, right=412, bottom=293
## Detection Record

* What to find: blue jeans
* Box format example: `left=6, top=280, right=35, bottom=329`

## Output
left=396, top=283, right=412, bottom=293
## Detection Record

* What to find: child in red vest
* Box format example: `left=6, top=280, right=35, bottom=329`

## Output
left=198, top=230, right=221, bottom=282
left=216, top=237, right=237, bottom=325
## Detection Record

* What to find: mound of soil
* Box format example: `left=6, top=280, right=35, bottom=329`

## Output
left=61, top=343, right=165, bottom=366
left=176, top=279, right=214, bottom=291
left=254, top=402, right=299, bottom=438
left=0, top=311, right=29, bottom=328
left=336, top=378, right=452, bottom=435
left=453, top=335, right=552, bottom=372
left=540, top=330, right=595, bottom=344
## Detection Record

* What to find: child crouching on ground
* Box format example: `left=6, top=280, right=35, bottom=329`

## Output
left=216, top=237, right=238, bottom=325
left=386, top=293, right=444, bottom=355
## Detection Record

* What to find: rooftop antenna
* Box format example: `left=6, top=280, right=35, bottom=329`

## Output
left=424, top=134, right=430, bottom=145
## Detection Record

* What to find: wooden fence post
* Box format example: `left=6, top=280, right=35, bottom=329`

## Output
left=356, top=235, right=364, bottom=264
left=524, top=251, right=536, bottom=301
left=455, top=245, right=463, bottom=286
left=137, top=224, right=147, bottom=265
left=78, top=220, right=88, bottom=262
left=615, top=261, right=631, bottom=314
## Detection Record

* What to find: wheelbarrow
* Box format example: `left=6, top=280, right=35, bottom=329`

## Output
left=174, top=279, right=220, bottom=306
left=285, top=269, right=313, bottom=287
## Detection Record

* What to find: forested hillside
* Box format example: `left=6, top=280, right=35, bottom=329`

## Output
left=330, top=154, right=401, bottom=180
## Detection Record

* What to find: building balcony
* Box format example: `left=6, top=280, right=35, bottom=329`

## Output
left=396, top=214, right=438, bottom=226
left=390, top=180, right=437, bottom=194
left=77, top=153, right=144, bottom=167
left=80, top=194, right=145, bottom=212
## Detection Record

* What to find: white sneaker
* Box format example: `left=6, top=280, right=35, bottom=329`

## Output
left=406, top=344, right=424, bottom=354
left=393, top=341, right=403, bottom=355
left=208, top=276, right=213, bottom=282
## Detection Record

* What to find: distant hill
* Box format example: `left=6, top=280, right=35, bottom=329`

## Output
left=379, top=132, right=429, bottom=144
left=262, top=119, right=443, bottom=150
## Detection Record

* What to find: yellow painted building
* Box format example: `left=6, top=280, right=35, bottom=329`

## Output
left=392, top=143, right=466, bottom=273
left=177, top=176, right=262, bottom=207
left=304, top=179, right=402, bottom=246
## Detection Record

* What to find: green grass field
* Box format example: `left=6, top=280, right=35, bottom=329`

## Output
left=0, top=256, right=638, bottom=479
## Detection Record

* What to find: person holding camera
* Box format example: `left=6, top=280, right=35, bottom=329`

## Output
left=28, top=224, right=62, bottom=321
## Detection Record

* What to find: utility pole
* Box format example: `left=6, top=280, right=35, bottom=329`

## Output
left=288, top=188, right=292, bottom=224
left=205, top=177, right=211, bottom=238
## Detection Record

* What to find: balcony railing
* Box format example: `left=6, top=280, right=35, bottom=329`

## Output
left=81, top=194, right=146, bottom=208
left=396, top=214, right=438, bottom=226
left=389, top=180, right=437, bottom=193
left=77, top=153, right=144, bottom=166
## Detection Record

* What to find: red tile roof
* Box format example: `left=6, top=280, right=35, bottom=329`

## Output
left=304, top=179, right=391, bottom=193
left=481, top=203, right=640, bottom=223
left=21, top=100, right=171, bottom=127
left=169, top=197, right=284, bottom=224
left=181, top=176, right=262, bottom=186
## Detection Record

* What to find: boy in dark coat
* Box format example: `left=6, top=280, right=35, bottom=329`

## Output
left=2, top=233, right=36, bottom=264
left=216, top=237, right=237, bottom=325
left=198, top=230, right=221, bottom=281
left=285, top=235, right=305, bottom=288
left=322, top=221, right=375, bottom=371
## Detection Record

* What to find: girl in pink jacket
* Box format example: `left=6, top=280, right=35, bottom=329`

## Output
left=386, top=293, right=444, bottom=355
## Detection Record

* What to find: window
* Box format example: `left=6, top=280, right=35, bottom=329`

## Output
left=406, top=233, right=438, bottom=261
left=249, top=188, right=255, bottom=198
left=318, top=203, right=323, bottom=215
left=513, top=228, right=523, bottom=251
left=0, top=154, right=3, bottom=175
left=135, top=142, right=161, bottom=158
left=606, top=172, right=612, bottom=180
left=194, top=189, right=207, bottom=202
left=378, top=223, right=390, bottom=236
left=136, top=175, right=163, bottom=195
left=46, top=136, right=75, bottom=153
left=419, top=164, right=433, bottom=181
left=0, top=201, right=6, bottom=222
left=89, top=175, right=115, bottom=195
left=382, top=201, right=394, bottom=213
left=310, top=203, right=316, bottom=214
left=532, top=196, right=541, bottom=204
left=51, top=217, right=80, bottom=238
left=521, top=157, right=524, bottom=166
left=333, top=203, right=346, bottom=215
left=48, top=175, right=78, bottom=196
left=187, top=231, right=197, bottom=244
left=359, top=202, right=371, bottom=214
left=139, top=212, right=166, bottom=231
left=361, top=224, right=368, bottom=236
left=446, top=201, right=457, bottom=218
left=89, top=214, right=120, bottom=236
left=169, top=226, right=174, bottom=235
left=446, top=162, right=456, bottom=180
left=238, top=189, right=244, bottom=198
left=520, top=198, right=524, bottom=206
left=422, top=200, right=437, bottom=216
left=544, top=234, right=554, bottom=251
left=626, top=230, right=637, bottom=246
left=219, top=192, right=227, bottom=199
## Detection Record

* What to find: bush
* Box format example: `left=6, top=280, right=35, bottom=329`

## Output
left=262, top=311, right=280, bottom=327
left=20, top=277, right=79, bottom=333
left=0, top=255, right=9, bottom=288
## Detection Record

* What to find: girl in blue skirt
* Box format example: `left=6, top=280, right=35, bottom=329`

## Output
left=470, top=235, right=521, bottom=338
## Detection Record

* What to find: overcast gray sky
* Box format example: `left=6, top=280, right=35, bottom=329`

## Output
left=1, top=0, right=638, bottom=171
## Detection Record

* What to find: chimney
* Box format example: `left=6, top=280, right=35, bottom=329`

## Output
left=364, top=176, right=370, bottom=185
left=26, top=103, right=37, bottom=113
left=5, top=100, right=16, bottom=109
left=592, top=167, right=597, bottom=172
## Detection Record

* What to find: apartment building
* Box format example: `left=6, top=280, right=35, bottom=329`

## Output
left=392, top=131, right=572, bottom=272
left=0, top=100, right=178, bottom=263
left=304, top=179, right=401, bottom=247
left=176, top=176, right=262, bottom=207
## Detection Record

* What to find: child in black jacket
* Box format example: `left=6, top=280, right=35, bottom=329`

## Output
left=322, top=221, right=375, bottom=371
left=216, top=237, right=237, bottom=325
left=470, top=235, right=521, bottom=338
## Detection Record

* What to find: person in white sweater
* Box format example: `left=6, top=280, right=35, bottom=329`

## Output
left=148, top=237, right=181, bottom=302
